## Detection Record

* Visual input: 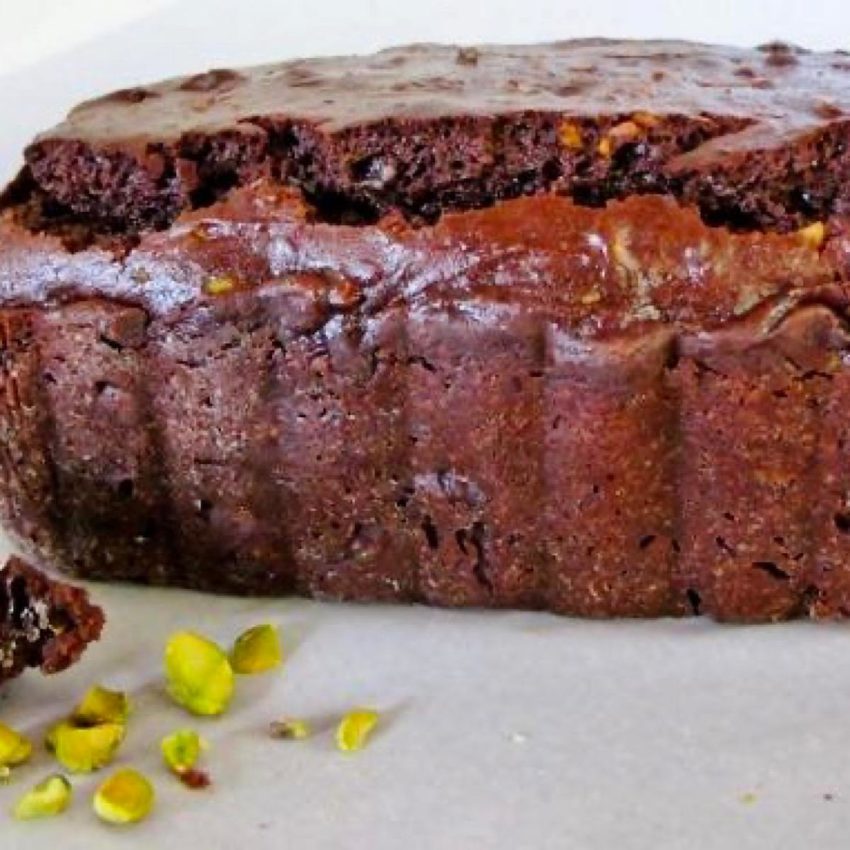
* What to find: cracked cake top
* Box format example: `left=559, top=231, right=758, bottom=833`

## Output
left=11, top=39, right=850, bottom=233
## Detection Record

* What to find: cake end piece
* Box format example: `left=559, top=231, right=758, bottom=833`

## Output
left=0, top=556, right=104, bottom=686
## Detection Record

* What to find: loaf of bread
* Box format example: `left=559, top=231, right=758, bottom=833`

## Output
left=2, top=39, right=850, bottom=621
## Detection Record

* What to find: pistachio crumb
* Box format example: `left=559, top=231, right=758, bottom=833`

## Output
left=161, top=729, right=205, bottom=773
left=72, top=685, right=130, bottom=726
left=190, top=222, right=215, bottom=242
left=47, top=720, right=125, bottom=774
left=93, top=768, right=155, bottom=825
left=0, top=723, right=32, bottom=768
left=164, top=631, right=234, bottom=716
left=335, top=709, right=379, bottom=753
left=607, top=120, right=641, bottom=143
left=269, top=718, right=312, bottom=740
left=558, top=122, right=583, bottom=150
left=230, top=624, right=283, bottom=675
left=13, top=774, right=72, bottom=820
left=632, top=111, right=660, bottom=128
left=203, top=275, right=236, bottom=296
left=797, top=221, right=826, bottom=250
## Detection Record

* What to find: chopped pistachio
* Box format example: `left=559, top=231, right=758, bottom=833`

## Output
left=44, top=721, right=63, bottom=752
left=190, top=222, right=215, bottom=242
left=161, top=730, right=210, bottom=789
left=335, top=708, right=379, bottom=753
left=632, top=110, right=660, bottom=128
left=269, top=718, right=312, bottom=740
left=203, top=275, right=235, bottom=296
left=13, top=774, right=72, bottom=820
left=607, top=120, right=641, bottom=143
left=161, top=729, right=205, bottom=774
left=164, top=631, right=234, bottom=716
left=230, top=624, right=282, bottom=674
left=558, top=121, right=583, bottom=150
left=48, top=721, right=125, bottom=773
left=0, top=722, right=32, bottom=767
left=797, top=221, right=826, bottom=250
left=0, top=765, right=10, bottom=783
left=72, top=685, right=130, bottom=726
left=93, top=768, right=155, bottom=825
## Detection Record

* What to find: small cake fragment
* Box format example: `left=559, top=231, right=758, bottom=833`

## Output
left=0, top=557, right=104, bottom=687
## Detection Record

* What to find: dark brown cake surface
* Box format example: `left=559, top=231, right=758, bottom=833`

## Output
left=36, top=39, right=850, bottom=142
left=3, top=41, right=850, bottom=622
left=0, top=557, right=104, bottom=685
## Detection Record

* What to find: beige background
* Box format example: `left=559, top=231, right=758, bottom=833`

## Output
left=3, top=2, right=850, bottom=847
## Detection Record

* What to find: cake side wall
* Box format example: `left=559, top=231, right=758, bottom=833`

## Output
left=674, top=307, right=850, bottom=620
left=0, top=309, right=60, bottom=564
left=810, top=366, right=850, bottom=617
left=35, top=302, right=176, bottom=584
left=4, top=288, right=850, bottom=618
left=543, top=326, right=682, bottom=617
left=267, top=306, right=418, bottom=601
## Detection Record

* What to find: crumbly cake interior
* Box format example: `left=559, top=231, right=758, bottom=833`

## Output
left=0, top=557, right=103, bottom=684
left=6, top=38, right=850, bottom=251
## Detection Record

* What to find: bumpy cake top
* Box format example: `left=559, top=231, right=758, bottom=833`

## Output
left=11, top=39, right=850, bottom=234
left=37, top=40, right=850, bottom=148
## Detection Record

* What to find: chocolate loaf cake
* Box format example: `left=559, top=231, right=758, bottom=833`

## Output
left=1, top=557, right=103, bottom=685
left=2, top=39, right=850, bottom=621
